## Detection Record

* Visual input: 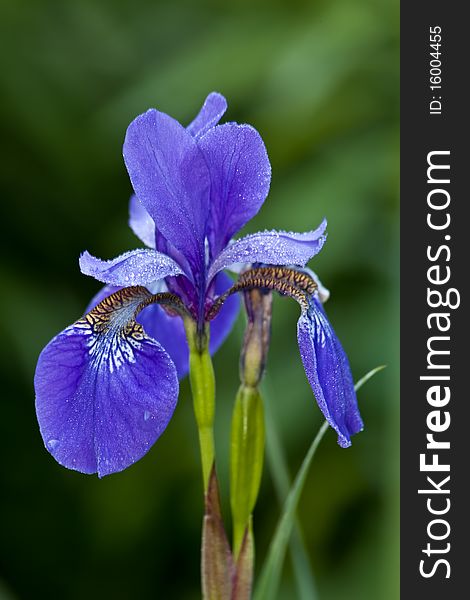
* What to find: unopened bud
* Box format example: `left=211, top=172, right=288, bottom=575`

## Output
left=240, top=288, right=273, bottom=387
left=230, top=385, right=264, bottom=557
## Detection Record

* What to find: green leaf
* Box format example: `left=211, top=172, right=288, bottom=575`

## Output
left=254, top=366, right=386, bottom=600
left=264, top=384, right=318, bottom=600
left=254, top=421, right=329, bottom=600
left=354, top=364, right=386, bottom=392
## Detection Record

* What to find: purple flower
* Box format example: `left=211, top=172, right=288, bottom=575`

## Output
left=34, top=92, right=362, bottom=477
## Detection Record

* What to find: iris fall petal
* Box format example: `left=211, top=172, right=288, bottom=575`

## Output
left=138, top=272, right=240, bottom=378
left=34, top=288, right=179, bottom=477
left=297, top=297, right=363, bottom=447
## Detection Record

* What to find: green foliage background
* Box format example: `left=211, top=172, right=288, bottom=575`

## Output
left=0, top=0, right=399, bottom=598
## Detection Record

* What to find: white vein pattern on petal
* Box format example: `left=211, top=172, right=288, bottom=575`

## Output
left=74, top=290, right=149, bottom=374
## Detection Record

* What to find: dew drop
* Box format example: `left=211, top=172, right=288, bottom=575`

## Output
left=144, top=410, right=151, bottom=422
left=47, top=439, right=59, bottom=450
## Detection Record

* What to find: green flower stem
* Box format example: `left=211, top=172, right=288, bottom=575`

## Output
left=185, top=318, right=216, bottom=492
left=230, top=383, right=265, bottom=558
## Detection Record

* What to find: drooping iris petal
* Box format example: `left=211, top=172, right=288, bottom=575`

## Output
left=302, top=267, right=330, bottom=303
left=297, top=297, right=363, bottom=447
left=34, top=287, right=179, bottom=477
left=186, top=92, right=227, bottom=139
left=123, top=109, right=210, bottom=275
left=79, top=249, right=184, bottom=286
left=85, top=284, right=122, bottom=314
left=137, top=305, right=188, bottom=378
left=129, top=195, right=155, bottom=248
left=207, top=220, right=327, bottom=282
left=138, top=272, right=240, bottom=379
left=199, top=123, right=271, bottom=256
left=84, top=286, right=192, bottom=375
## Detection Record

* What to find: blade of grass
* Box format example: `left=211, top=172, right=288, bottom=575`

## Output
left=254, top=420, right=329, bottom=600
left=255, top=366, right=386, bottom=600
left=353, top=365, right=386, bottom=393
left=263, top=379, right=318, bottom=600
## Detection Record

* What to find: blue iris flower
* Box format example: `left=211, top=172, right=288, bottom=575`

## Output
left=34, top=92, right=363, bottom=477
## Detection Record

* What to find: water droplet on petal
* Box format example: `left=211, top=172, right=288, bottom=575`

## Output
left=48, top=439, right=59, bottom=450
left=144, top=410, right=151, bottom=421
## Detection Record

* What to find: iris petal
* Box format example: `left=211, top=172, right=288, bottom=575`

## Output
left=297, top=297, right=363, bottom=447
left=186, top=92, right=228, bottom=139
left=85, top=284, right=122, bottom=313
left=123, top=108, right=210, bottom=275
left=129, top=195, right=156, bottom=248
left=34, top=287, right=179, bottom=477
left=128, top=193, right=195, bottom=282
left=137, top=305, right=188, bottom=378
left=138, top=272, right=240, bottom=379
left=199, top=123, right=271, bottom=256
left=208, top=220, right=327, bottom=282
left=79, top=249, right=184, bottom=286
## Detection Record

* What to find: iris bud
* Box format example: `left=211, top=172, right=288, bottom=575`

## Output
left=231, top=287, right=272, bottom=558
left=240, top=288, right=272, bottom=387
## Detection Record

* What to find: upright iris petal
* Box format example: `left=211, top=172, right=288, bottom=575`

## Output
left=35, top=288, right=179, bottom=477
left=198, top=123, right=271, bottom=257
left=186, top=91, right=228, bottom=139
left=123, top=109, right=210, bottom=277
left=129, top=194, right=156, bottom=249
left=297, top=297, right=363, bottom=447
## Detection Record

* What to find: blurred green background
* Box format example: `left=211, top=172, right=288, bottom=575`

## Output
left=0, top=0, right=398, bottom=598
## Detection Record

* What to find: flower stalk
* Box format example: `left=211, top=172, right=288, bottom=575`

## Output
left=185, top=319, right=234, bottom=600
left=201, top=466, right=234, bottom=600
left=185, top=318, right=216, bottom=492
